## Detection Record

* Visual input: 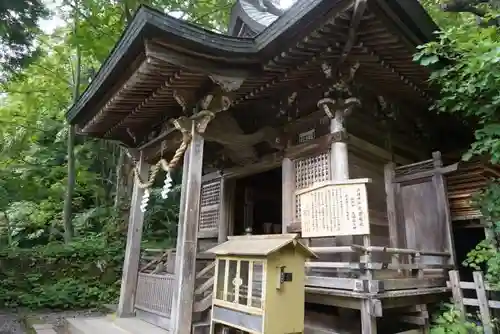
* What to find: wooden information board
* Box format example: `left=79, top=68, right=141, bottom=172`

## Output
left=297, top=178, right=370, bottom=238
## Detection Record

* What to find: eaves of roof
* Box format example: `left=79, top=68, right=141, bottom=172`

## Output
left=66, top=0, right=439, bottom=125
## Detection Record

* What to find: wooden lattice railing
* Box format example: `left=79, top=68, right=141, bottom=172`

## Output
left=305, top=245, right=452, bottom=293
left=135, top=248, right=176, bottom=317
left=448, top=270, right=500, bottom=334
left=135, top=249, right=215, bottom=319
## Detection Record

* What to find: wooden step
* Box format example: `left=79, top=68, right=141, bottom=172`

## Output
left=192, top=321, right=210, bottom=334
left=66, top=316, right=170, bottom=334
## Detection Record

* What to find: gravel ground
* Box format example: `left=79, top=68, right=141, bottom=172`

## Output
left=0, top=310, right=105, bottom=334
left=0, top=312, right=24, bottom=334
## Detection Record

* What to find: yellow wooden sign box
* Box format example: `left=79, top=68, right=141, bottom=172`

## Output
left=206, top=234, right=317, bottom=334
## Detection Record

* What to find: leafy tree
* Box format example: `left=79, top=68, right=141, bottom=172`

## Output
left=416, top=0, right=500, bottom=163
left=417, top=2, right=500, bottom=331
left=0, top=0, right=48, bottom=76
left=0, top=0, right=233, bottom=308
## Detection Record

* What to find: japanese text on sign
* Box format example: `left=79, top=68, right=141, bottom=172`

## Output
left=298, top=179, right=370, bottom=237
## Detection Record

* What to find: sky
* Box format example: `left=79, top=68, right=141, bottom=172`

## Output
left=39, top=0, right=298, bottom=34
left=39, top=0, right=64, bottom=34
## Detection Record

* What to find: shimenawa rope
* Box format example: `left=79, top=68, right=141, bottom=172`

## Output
left=132, top=110, right=215, bottom=189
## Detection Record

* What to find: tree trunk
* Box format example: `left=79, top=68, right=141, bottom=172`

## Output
left=114, top=148, right=125, bottom=209
left=3, top=212, right=12, bottom=247
left=63, top=0, right=81, bottom=243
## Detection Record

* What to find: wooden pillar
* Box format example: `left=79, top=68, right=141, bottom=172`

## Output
left=432, top=151, right=456, bottom=267
left=330, top=110, right=349, bottom=181
left=384, top=162, right=398, bottom=249
left=218, top=177, right=234, bottom=243
left=282, top=157, right=295, bottom=233
left=226, top=179, right=236, bottom=237
left=171, top=121, right=205, bottom=334
left=326, top=104, right=355, bottom=256
left=169, top=146, right=191, bottom=326
left=243, top=186, right=254, bottom=233
left=361, top=299, right=377, bottom=334
left=117, top=153, right=150, bottom=317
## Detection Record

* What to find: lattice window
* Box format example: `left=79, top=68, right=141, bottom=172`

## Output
left=215, top=259, right=265, bottom=310
left=199, top=179, right=221, bottom=232
left=298, top=129, right=315, bottom=143
left=294, top=152, right=331, bottom=220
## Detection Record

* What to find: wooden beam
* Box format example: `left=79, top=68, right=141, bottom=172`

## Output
left=347, top=135, right=412, bottom=165
left=138, top=127, right=177, bottom=151
left=171, top=121, right=205, bottom=334
left=117, top=153, right=150, bottom=317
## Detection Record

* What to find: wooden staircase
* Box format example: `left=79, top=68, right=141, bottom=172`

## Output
left=192, top=258, right=215, bottom=333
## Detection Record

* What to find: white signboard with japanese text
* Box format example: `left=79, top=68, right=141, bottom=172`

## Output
left=297, top=178, right=370, bottom=238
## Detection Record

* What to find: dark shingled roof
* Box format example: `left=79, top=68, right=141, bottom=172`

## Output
left=66, top=0, right=439, bottom=149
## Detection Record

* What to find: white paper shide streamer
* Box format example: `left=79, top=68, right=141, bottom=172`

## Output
left=161, top=171, right=172, bottom=199
left=140, top=188, right=151, bottom=213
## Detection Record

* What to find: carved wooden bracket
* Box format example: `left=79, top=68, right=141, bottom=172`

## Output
left=209, top=74, right=245, bottom=92
left=317, top=97, right=360, bottom=119
left=199, top=92, right=232, bottom=113
left=332, top=130, right=348, bottom=143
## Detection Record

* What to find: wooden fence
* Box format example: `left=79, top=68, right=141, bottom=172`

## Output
left=448, top=270, right=500, bottom=334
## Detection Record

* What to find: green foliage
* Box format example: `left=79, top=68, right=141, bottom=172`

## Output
left=431, top=304, right=483, bottom=333
left=0, top=237, right=123, bottom=309
left=418, top=4, right=500, bottom=331
left=416, top=1, right=500, bottom=163
left=0, top=0, right=235, bottom=309
left=463, top=181, right=500, bottom=288
left=143, top=185, right=181, bottom=249
left=0, top=0, right=48, bottom=76
left=0, top=0, right=229, bottom=249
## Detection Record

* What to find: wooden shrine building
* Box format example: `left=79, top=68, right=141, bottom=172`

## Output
left=66, top=0, right=472, bottom=333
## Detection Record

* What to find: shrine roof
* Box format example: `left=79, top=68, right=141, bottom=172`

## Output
left=206, top=234, right=317, bottom=258
left=66, top=0, right=439, bottom=151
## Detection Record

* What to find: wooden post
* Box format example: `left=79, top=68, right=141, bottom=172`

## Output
left=384, top=163, right=398, bottom=249
left=169, top=146, right=191, bottom=327
left=432, top=151, right=456, bottom=267
left=171, top=121, right=205, bottom=334
left=226, top=179, right=236, bottom=237
left=361, top=299, right=377, bottom=334
left=282, top=157, right=295, bottom=233
left=473, top=271, right=493, bottom=334
left=330, top=109, right=352, bottom=253
left=117, top=153, right=150, bottom=317
left=327, top=105, right=357, bottom=261
left=244, top=186, right=254, bottom=233
left=218, top=177, right=233, bottom=243
left=330, top=110, right=349, bottom=181
left=448, top=270, right=465, bottom=317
